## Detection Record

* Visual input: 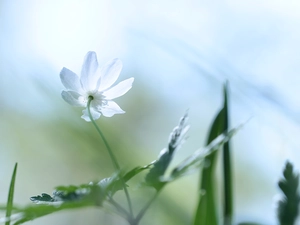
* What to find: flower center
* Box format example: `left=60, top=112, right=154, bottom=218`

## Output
left=86, top=92, right=107, bottom=107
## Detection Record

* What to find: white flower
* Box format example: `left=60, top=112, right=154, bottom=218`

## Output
left=60, top=51, right=134, bottom=121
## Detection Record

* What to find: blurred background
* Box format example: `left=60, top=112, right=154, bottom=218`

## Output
left=1, top=0, right=300, bottom=224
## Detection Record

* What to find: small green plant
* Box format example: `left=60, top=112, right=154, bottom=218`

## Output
left=277, top=161, right=300, bottom=225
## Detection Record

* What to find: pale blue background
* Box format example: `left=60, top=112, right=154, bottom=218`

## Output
left=1, top=1, right=300, bottom=224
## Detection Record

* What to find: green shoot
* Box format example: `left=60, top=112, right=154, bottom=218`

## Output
left=5, top=163, right=18, bottom=225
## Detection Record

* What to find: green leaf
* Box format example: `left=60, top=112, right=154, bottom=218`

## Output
left=30, top=165, right=152, bottom=206
left=97, top=165, right=152, bottom=197
left=170, top=127, right=238, bottom=180
left=277, top=161, right=300, bottom=225
left=98, top=173, right=124, bottom=196
left=5, top=163, right=18, bottom=225
left=23, top=166, right=152, bottom=224
left=144, top=149, right=171, bottom=190
left=123, top=165, right=152, bottom=183
left=30, top=193, right=54, bottom=203
left=12, top=200, right=95, bottom=225
left=145, top=112, right=189, bottom=190
left=194, top=83, right=229, bottom=225
left=30, top=184, right=94, bottom=204
left=7, top=184, right=103, bottom=224
left=7, top=167, right=151, bottom=225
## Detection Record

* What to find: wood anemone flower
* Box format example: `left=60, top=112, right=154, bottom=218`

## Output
left=60, top=51, right=134, bottom=121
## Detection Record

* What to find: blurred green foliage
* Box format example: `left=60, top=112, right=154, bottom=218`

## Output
left=0, top=88, right=194, bottom=224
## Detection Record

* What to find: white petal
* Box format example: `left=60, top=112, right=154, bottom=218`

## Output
left=61, top=91, right=85, bottom=107
left=101, top=101, right=125, bottom=117
left=103, top=77, right=134, bottom=99
left=98, top=58, right=123, bottom=91
left=60, top=68, right=82, bottom=92
left=80, top=51, right=99, bottom=91
left=81, top=108, right=101, bottom=122
left=90, top=98, right=104, bottom=109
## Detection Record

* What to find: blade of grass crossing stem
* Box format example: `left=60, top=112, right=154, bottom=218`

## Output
left=193, top=88, right=227, bottom=225
left=5, top=163, right=18, bottom=225
left=223, top=83, right=233, bottom=225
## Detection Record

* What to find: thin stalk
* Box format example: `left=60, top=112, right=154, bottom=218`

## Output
left=133, top=190, right=160, bottom=225
left=87, top=97, right=133, bottom=219
left=108, top=197, right=131, bottom=220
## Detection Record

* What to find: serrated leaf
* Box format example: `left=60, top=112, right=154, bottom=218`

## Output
left=7, top=168, right=147, bottom=225
left=30, top=193, right=54, bottom=203
left=145, top=112, right=189, bottom=190
left=144, top=149, right=171, bottom=190
left=14, top=167, right=151, bottom=225
left=54, top=184, right=92, bottom=202
left=30, top=184, right=93, bottom=205
left=29, top=165, right=151, bottom=207
left=170, top=127, right=238, bottom=181
left=5, top=163, right=18, bottom=225
left=98, top=165, right=152, bottom=196
left=277, top=161, right=300, bottom=225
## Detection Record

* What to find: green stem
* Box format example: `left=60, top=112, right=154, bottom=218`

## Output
left=108, top=197, right=131, bottom=220
left=87, top=97, right=133, bottom=219
left=133, top=190, right=160, bottom=225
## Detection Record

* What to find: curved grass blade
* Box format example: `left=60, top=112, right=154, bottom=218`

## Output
left=5, top=163, right=18, bottom=225
left=193, top=107, right=224, bottom=225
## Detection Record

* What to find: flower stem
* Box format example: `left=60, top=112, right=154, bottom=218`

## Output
left=87, top=97, right=133, bottom=219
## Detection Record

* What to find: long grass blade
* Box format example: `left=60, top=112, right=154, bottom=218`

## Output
left=5, top=163, right=18, bottom=225
left=193, top=85, right=227, bottom=225
left=222, top=82, right=233, bottom=225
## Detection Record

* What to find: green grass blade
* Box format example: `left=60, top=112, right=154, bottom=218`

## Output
left=222, top=83, right=233, bottom=225
left=5, top=163, right=18, bottom=225
left=193, top=88, right=227, bottom=225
